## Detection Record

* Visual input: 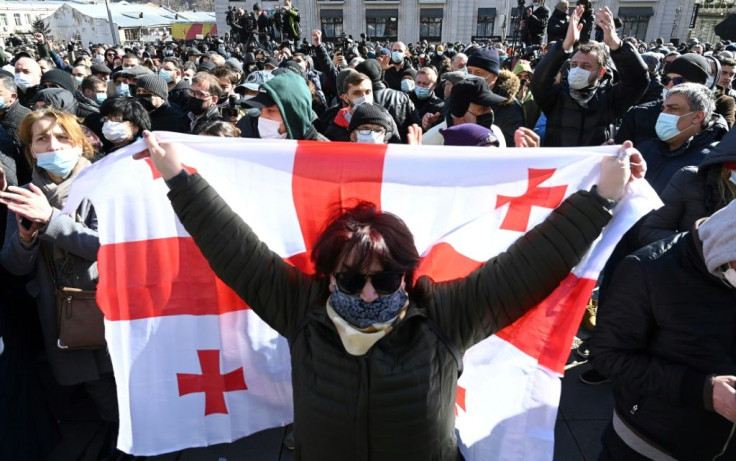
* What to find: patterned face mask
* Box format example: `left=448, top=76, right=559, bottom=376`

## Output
left=329, top=284, right=407, bottom=329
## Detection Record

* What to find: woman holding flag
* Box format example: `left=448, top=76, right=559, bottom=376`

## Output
left=137, top=131, right=644, bottom=461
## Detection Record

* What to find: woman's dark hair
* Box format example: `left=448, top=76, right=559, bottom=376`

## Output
left=312, top=202, right=420, bottom=288
left=100, top=96, right=152, bottom=132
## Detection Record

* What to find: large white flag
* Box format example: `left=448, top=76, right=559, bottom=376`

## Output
left=65, top=133, right=661, bottom=458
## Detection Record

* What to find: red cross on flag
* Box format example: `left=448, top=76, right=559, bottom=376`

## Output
left=64, top=134, right=661, bottom=459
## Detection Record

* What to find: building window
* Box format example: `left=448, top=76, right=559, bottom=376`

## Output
left=24, top=14, right=31, bottom=24
left=320, top=9, right=343, bottom=41
left=618, top=7, right=653, bottom=41
left=124, top=29, right=141, bottom=41
left=14, top=14, right=22, bottom=26
left=419, top=9, right=443, bottom=42
left=475, top=8, right=496, bottom=40
left=366, top=10, right=398, bottom=42
left=0, top=14, right=7, bottom=27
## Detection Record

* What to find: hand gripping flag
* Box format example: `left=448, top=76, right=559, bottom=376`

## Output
left=64, top=133, right=661, bottom=458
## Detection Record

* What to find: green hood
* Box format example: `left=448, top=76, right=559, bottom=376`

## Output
left=261, top=72, right=312, bottom=140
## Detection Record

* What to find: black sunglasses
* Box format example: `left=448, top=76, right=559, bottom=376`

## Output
left=662, top=76, right=687, bottom=86
left=334, top=271, right=403, bottom=296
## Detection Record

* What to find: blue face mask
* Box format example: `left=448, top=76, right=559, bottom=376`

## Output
left=400, top=79, right=415, bottom=92
left=158, top=69, right=173, bottom=83
left=35, top=148, right=80, bottom=177
left=655, top=111, right=694, bottom=141
left=329, top=285, right=408, bottom=329
left=391, top=51, right=404, bottom=64
left=0, top=96, right=5, bottom=110
left=116, top=82, right=130, bottom=96
left=96, top=92, right=107, bottom=104
left=414, top=86, right=432, bottom=99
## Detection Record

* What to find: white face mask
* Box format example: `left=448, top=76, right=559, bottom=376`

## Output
left=730, top=170, right=736, bottom=186
left=706, top=76, right=715, bottom=89
left=568, top=67, right=593, bottom=90
left=14, top=72, right=35, bottom=91
left=182, top=76, right=193, bottom=84
left=258, top=116, right=287, bottom=139
left=722, top=267, right=736, bottom=288
left=102, top=120, right=131, bottom=143
left=355, top=130, right=385, bottom=144
left=351, top=93, right=373, bottom=107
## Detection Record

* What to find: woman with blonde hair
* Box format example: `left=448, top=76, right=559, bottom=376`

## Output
left=0, top=109, right=119, bottom=459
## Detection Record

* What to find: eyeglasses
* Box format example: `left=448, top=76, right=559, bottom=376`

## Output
left=190, top=90, right=212, bottom=100
left=662, top=76, right=687, bottom=86
left=357, top=128, right=385, bottom=135
left=334, top=270, right=403, bottom=296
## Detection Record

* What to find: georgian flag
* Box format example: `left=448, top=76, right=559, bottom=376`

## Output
left=64, top=133, right=661, bottom=459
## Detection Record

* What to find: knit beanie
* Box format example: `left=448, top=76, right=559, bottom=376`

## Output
left=440, top=123, right=498, bottom=146
left=136, top=74, right=169, bottom=100
left=348, top=104, right=393, bottom=134
left=467, top=47, right=501, bottom=75
left=699, top=200, right=736, bottom=274
left=40, top=69, right=75, bottom=92
left=355, top=59, right=383, bottom=84
left=666, top=54, right=710, bottom=84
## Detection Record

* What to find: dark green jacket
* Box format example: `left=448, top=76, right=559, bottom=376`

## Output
left=168, top=173, right=612, bottom=461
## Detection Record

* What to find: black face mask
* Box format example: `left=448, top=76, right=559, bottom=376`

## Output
left=187, top=97, right=207, bottom=115
left=136, top=94, right=155, bottom=112
left=475, top=112, right=495, bottom=129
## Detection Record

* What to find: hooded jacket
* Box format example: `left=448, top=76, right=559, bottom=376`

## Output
left=590, top=228, right=736, bottom=461
left=640, top=124, right=736, bottom=245
left=546, top=7, right=569, bottom=44
left=30, top=88, right=79, bottom=115
left=255, top=72, right=328, bottom=141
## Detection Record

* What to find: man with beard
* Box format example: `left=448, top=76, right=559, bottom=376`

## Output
left=135, top=74, right=190, bottom=133
left=530, top=5, right=648, bottom=147
left=186, top=73, right=223, bottom=134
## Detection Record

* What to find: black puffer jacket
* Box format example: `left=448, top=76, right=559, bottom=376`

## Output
left=640, top=124, right=736, bottom=245
left=168, top=173, right=612, bottom=461
left=546, top=8, right=568, bottom=44
left=149, top=102, right=190, bottom=133
left=530, top=41, right=648, bottom=147
left=373, top=81, right=420, bottom=143
left=638, top=113, right=729, bottom=195
left=590, top=231, right=736, bottom=461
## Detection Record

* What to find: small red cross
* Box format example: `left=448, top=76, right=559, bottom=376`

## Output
left=177, top=349, right=248, bottom=415
left=495, top=169, right=567, bottom=232
left=455, top=385, right=467, bottom=416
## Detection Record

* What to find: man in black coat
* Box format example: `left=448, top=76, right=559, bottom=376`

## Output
left=522, top=0, right=551, bottom=47
left=0, top=72, right=31, bottom=145
left=616, top=54, right=712, bottom=147
left=356, top=59, right=420, bottom=143
left=135, top=74, right=190, bottom=134
left=590, top=200, right=736, bottom=460
left=530, top=5, right=648, bottom=147
left=546, top=1, right=569, bottom=44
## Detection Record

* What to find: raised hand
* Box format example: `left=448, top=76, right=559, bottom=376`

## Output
left=133, top=131, right=183, bottom=181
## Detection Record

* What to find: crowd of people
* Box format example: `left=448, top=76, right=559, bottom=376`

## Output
left=1, top=0, right=736, bottom=459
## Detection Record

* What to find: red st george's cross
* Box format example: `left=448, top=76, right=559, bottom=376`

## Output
left=495, top=169, right=567, bottom=232
left=139, top=143, right=568, bottom=416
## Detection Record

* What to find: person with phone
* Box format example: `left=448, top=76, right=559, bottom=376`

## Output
left=0, top=109, right=118, bottom=459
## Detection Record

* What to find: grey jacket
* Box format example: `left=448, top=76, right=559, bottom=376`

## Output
left=0, top=197, right=112, bottom=386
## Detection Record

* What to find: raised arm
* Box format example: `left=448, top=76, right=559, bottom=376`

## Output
left=136, top=132, right=327, bottom=337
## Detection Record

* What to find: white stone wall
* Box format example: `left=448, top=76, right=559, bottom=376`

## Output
left=213, top=0, right=705, bottom=45
left=46, top=4, right=123, bottom=46
left=0, top=2, right=63, bottom=39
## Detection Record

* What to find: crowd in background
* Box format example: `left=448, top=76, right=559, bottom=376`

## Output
left=2, top=0, right=736, bottom=459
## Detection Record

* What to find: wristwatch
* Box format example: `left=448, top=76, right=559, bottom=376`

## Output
left=590, top=185, right=617, bottom=211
